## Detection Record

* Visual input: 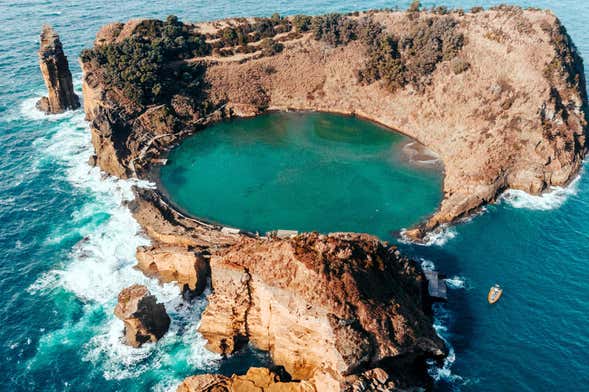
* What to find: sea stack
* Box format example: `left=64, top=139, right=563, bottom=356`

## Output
left=36, top=25, right=80, bottom=114
left=114, top=284, right=171, bottom=347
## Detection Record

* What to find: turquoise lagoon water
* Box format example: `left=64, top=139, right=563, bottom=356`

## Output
left=1, top=1, right=589, bottom=391
left=159, top=112, right=442, bottom=237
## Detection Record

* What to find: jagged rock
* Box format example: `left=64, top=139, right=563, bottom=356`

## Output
left=198, top=233, right=445, bottom=390
left=177, top=367, right=315, bottom=392
left=136, top=245, right=209, bottom=295
left=36, top=25, right=80, bottom=114
left=114, top=284, right=170, bottom=347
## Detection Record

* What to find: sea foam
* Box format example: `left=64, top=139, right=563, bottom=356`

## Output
left=399, top=224, right=458, bottom=247
left=26, top=107, right=215, bottom=387
left=500, top=175, right=581, bottom=210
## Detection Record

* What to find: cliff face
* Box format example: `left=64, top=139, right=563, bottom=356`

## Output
left=36, top=25, right=80, bottom=114
left=81, top=8, right=588, bottom=238
left=198, top=233, right=444, bottom=390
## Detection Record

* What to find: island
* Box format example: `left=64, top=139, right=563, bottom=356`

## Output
left=49, top=4, right=588, bottom=391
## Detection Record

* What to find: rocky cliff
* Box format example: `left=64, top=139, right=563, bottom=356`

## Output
left=81, top=7, right=588, bottom=238
left=198, top=233, right=444, bottom=390
left=36, top=25, right=80, bottom=114
left=177, top=367, right=314, bottom=392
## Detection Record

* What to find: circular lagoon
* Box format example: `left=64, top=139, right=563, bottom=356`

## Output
left=159, top=112, right=442, bottom=239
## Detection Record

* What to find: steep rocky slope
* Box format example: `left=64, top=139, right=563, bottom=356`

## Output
left=198, top=232, right=444, bottom=390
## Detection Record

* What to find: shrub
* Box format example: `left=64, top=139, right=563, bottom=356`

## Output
left=292, top=15, right=312, bottom=32
left=452, top=58, right=470, bottom=74
left=81, top=16, right=210, bottom=106
left=358, top=16, right=465, bottom=92
left=260, top=38, right=284, bottom=56
left=311, top=14, right=358, bottom=46
left=470, top=6, right=484, bottom=13
left=408, top=1, right=421, bottom=12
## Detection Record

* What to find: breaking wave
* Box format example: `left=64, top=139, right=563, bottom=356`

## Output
left=500, top=175, right=581, bottom=211
left=419, top=258, right=471, bottom=389
left=399, top=224, right=458, bottom=246
left=25, top=107, right=216, bottom=389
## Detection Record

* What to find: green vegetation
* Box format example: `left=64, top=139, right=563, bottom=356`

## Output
left=81, top=16, right=209, bottom=106
left=211, top=15, right=292, bottom=48
left=311, top=13, right=358, bottom=46
left=358, top=16, right=465, bottom=92
left=292, top=15, right=312, bottom=32
left=260, top=38, right=284, bottom=56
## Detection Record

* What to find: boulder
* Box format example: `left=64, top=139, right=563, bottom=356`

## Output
left=114, top=284, right=170, bottom=347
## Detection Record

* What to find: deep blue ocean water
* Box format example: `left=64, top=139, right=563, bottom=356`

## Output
left=1, top=1, right=588, bottom=391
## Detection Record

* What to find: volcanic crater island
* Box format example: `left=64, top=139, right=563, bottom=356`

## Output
left=38, top=3, right=588, bottom=391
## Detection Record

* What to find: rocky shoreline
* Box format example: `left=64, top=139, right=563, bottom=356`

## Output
left=38, top=4, right=587, bottom=391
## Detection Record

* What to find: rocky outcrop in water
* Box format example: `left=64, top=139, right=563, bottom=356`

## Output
left=78, top=6, right=589, bottom=390
left=114, top=284, right=170, bottom=347
left=36, top=25, right=80, bottom=114
left=198, top=233, right=445, bottom=390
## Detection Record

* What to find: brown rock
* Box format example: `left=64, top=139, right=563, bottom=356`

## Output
left=198, top=233, right=444, bottom=389
left=177, top=367, right=315, bottom=392
left=136, top=245, right=209, bottom=295
left=114, top=284, right=171, bottom=347
left=36, top=25, right=80, bottom=114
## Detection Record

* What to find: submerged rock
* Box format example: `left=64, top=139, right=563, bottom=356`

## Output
left=114, top=284, right=170, bottom=347
left=36, top=25, right=80, bottom=114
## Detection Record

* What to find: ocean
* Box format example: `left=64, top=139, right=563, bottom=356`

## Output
left=0, top=1, right=588, bottom=391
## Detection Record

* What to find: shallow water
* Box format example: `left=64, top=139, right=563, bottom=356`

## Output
left=160, top=112, right=442, bottom=237
left=1, top=1, right=589, bottom=391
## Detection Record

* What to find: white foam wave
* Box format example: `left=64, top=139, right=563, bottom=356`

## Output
left=500, top=175, right=581, bottom=210
left=428, top=304, right=465, bottom=387
left=419, top=258, right=436, bottom=271
left=18, top=96, right=77, bottom=122
left=399, top=224, right=457, bottom=247
left=445, top=276, right=470, bottom=290
left=25, top=105, right=214, bottom=383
